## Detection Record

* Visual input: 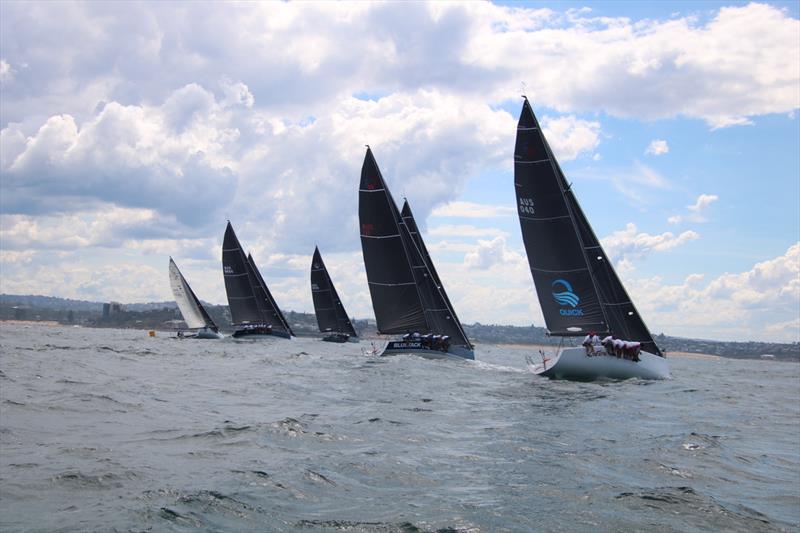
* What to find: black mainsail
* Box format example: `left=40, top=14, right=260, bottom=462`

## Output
left=514, top=98, right=662, bottom=356
left=222, top=222, right=264, bottom=325
left=248, top=253, right=295, bottom=337
left=310, top=246, right=358, bottom=337
left=359, top=147, right=471, bottom=349
left=359, top=147, right=427, bottom=333
left=399, top=200, right=471, bottom=348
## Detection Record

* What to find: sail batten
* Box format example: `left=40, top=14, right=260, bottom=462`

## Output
left=514, top=99, right=662, bottom=356
left=310, top=247, right=358, bottom=338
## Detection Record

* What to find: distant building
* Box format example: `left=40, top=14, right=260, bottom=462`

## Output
left=103, top=302, right=124, bottom=318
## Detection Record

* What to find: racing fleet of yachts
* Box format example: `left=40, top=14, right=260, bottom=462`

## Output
left=168, top=99, right=671, bottom=381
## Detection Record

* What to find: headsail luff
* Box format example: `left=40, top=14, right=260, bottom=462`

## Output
left=310, top=246, right=358, bottom=337
left=248, top=253, right=295, bottom=337
left=221, top=222, right=265, bottom=325
left=515, top=98, right=662, bottom=356
left=359, top=147, right=428, bottom=334
left=169, top=258, right=218, bottom=331
left=399, top=200, right=471, bottom=348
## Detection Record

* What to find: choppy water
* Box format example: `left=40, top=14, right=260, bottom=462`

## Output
left=0, top=323, right=798, bottom=532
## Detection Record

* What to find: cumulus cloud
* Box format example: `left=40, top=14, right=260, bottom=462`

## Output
left=601, top=222, right=699, bottom=265
left=669, top=193, right=719, bottom=224
left=1, top=2, right=796, bottom=129
left=627, top=243, right=800, bottom=342
left=431, top=201, right=517, bottom=219
left=645, top=139, right=669, bottom=155
left=464, top=235, right=525, bottom=270
left=428, top=225, right=508, bottom=238
left=541, top=115, right=600, bottom=161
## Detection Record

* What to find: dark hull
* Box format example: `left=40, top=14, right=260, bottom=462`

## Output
left=232, top=327, right=292, bottom=339
left=381, top=340, right=474, bottom=360
left=322, top=333, right=351, bottom=343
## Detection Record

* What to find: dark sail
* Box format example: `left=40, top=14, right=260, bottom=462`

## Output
left=569, top=192, right=662, bottom=356
left=248, top=253, right=295, bottom=337
left=359, top=147, right=428, bottom=334
left=310, top=247, right=358, bottom=337
left=515, top=98, right=662, bottom=356
left=400, top=200, right=471, bottom=348
left=221, top=222, right=264, bottom=325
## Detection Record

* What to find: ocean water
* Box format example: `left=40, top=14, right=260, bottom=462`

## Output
left=1, top=323, right=798, bottom=532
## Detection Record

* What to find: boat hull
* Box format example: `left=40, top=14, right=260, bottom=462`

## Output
left=379, top=340, right=474, bottom=361
left=322, top=333, right=356, bottom=343
left=527, top=346, right=669, bottom=381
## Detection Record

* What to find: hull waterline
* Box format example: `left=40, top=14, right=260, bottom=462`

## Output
left=527, top=346, right=669, bottom=381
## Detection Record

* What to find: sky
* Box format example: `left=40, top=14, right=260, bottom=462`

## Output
left=0, top=1, right=798, bottom=343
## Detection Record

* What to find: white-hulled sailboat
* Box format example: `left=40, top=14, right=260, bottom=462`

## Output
left=514, top=98, right=669, bottom=380
left=168, top=258, right=224, bottom=339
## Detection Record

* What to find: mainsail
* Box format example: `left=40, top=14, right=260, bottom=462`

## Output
left=248, top=253, right=295, bottom=337
left=399, top=200, right=471, bottom=348
left=359, top=147, right=427, bottom=333
left=310, top=247, right=358, bottom=337
left=169, top=258, right=218, bottom=330
left=514, top=98, right=662, bottom=356
left=222, top=222, right=264, bottom=325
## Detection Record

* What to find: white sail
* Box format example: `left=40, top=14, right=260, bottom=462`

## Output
left=169, top=258, right=212, bottom=330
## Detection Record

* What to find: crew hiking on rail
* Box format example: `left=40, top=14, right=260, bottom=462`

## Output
left=583, top=332, right=641, bottom=362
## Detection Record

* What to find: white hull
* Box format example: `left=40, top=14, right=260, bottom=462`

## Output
left=527, top=346, right=670, bottom=381
left=376, top=340, right=474, bottom=361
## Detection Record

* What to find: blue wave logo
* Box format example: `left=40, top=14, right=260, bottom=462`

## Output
left=552, top=279, right=580, bottom=308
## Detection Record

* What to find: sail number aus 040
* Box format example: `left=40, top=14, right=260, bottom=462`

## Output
left=519, top=197, right=535, bottom=215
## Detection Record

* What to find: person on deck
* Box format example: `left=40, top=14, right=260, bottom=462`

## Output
left=601, top=335, right=614, bottom=355
left=582, top=332, right=596, bottom=355
left=612, top=337, right=625, bottom=358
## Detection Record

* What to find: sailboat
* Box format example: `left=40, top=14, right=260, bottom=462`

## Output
left=514, top=98, right=669, bottom=380
left=358, top=147, right=474, bottom=360
left=310, top=246, right=359, bottom=343
left=168, top=258, right=224, bottom=339
left=221, top=221, right=293, bottom=339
